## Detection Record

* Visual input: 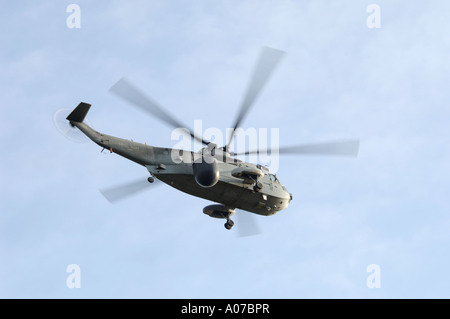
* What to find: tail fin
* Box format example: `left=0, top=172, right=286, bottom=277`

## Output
left=66, top=102, right=91, bottom=123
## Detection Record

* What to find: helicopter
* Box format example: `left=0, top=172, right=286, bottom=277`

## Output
left=63, top=47, right=359, bottom=231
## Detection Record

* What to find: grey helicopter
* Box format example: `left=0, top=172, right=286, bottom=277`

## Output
left=62, top=47, right=359, bottom=231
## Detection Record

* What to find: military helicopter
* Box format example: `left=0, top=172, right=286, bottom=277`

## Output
left=62, top=47, right=359, bottom=231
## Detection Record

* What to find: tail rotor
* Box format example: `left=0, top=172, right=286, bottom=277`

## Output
left=53, top=107, right=93, bottom=143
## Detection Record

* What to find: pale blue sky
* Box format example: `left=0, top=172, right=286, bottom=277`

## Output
left=1, top=0, right=450, bottom=298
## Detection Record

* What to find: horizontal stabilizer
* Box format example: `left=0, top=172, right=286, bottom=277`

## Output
left=66, top=102, right=91, bottom=123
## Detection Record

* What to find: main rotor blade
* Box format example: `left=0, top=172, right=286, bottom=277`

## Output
left=235, top=139, right=360, bottom=157
left=109, top=77, right=209, bottom=145
left=226, top=47, right=285, bottom=149
left=99, top=178, right=158, bottom=204
left=236, top=211, right=262, bottom=237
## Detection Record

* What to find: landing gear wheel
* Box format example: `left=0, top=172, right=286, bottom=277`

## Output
left=224, top=218, right=234, bottom=230
left=147, top=176, right=154, bottom=183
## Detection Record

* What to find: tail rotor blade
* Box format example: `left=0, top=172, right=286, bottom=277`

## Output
left=53, top=108, right=93, bottom=143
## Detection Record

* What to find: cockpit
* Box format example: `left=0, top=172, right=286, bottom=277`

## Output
left=268, top=174, right=281, bottom=184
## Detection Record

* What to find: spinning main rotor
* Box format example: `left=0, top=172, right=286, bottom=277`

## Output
left=108, top=47, right=359, bottom=158
left=58, top=47, right=359, bottom=236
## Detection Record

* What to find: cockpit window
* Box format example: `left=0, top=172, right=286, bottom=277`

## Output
left=269, top=174, right=280, bottom=184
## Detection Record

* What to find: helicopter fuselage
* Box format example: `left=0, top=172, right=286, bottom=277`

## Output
left=74, top=121, right=292, bottom=216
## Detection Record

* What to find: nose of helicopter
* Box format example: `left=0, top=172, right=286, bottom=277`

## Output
left=281, top=184, right=293, bottom=202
